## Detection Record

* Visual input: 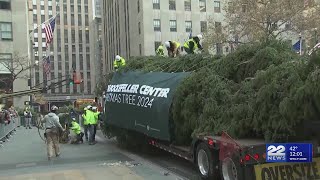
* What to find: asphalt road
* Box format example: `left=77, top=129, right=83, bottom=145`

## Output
left=0, top=127, right=200, bottom=180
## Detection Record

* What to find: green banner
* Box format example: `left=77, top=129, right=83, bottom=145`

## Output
left=104, top=71, right=190, bottom=141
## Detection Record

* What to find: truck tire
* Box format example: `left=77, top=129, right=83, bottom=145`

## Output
left=196, top=142, right=220, bottom=180
left=220, top=156, right=241, bottom=180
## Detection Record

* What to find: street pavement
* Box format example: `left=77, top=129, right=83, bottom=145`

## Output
left=0, top=127, right=186, bottom=180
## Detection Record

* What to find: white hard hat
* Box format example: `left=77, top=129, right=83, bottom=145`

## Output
left=51, top=105, right=58, bottom=111
left=87, top=105, right=92, bottom=109
left=164, top=41, right=170, bottom=48
left=115, top=55, right=121, bottom=61
left=197, top=34, right=203, bottom=39
left=92, top=107, right=97, bottom=110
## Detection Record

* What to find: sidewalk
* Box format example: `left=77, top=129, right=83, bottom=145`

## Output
left=0, top=127, right=182, bottom=180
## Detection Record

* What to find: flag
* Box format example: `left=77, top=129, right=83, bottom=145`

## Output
left=42, top=56, right=50, bottom=75
left=293, top=39, right=302, bottom=53
left=43, top=17, right=56, bottom=48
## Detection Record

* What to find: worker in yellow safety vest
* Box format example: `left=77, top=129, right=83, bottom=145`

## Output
left=156, top=44, right=165, bottom=57
left=69, top=118, right=84, bottom=144
left=183, top=34, right=203, bottom=54
left=113, top=55, right=126, bottom=70
left=164, top=41, right=181, bottom=58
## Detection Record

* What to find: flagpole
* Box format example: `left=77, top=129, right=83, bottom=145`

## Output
left=299, top=35, right=302, bottom=55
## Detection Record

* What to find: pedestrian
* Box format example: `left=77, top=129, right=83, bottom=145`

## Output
left=156, top=44, right=165, bottom=57
left=42, top=105, right=64, bottom=161
left=164, top=41, right=181, bottom=57
left=92, top=106, right=100, bottom=143
left=113, top=55, right=126, bottom=70
left=69, top=118, right=84, bottom=144
left=24, top=107, right=32, bottom=129
left=82, top=107, right=89, bottom=141
left=84, top=105, right=96, bottom=145
left=183, top=34, right=203, bottom=54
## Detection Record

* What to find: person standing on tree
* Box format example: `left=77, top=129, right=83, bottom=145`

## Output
left=183, top=34, right=203, bottom=54
left=42, top=105, right=64, bottom=161
left=113, top=55, right=126, bottom=70
left=156, top=44, right=165, bottom=57
left=24, top=107, right=33, bottom=129
left=164, top=41, right=181, bottom=57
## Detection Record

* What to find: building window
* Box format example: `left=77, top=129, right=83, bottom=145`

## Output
left=0, top=53, right=12, bottom=73
left=153, top=19, right=161, bottom=31
left=138, top=22, right=141, bottom=34
left=137, top=0, right=140, bottom=12
left=0, top=0, right=11, bottom=10
left=185, top=21, right=192, bottom=32
left=85, top=15, right=88, bottom=25
left=199, top=0, right=206, bottom=12
left=0, top=22, right=12, bottom=40
left=169, top=0, right=176, bottom=10
left=170, top=20, right=177, bottom=32
left=185, top=0, right=191, bottom=11
left=200, top=21, right=207, bottom=32
left=242, top=4, right=247, bottom=13
left=215, top=22, right=222, bottom=33
left=153, top=0, right=160, bottom=9
left=154, top=41, right=161, bottom=51
left=214, top=1, right=221, bottom=13
left=139, top=44, right=142, bottom=55
left=216, top=43, right=223, bottom=55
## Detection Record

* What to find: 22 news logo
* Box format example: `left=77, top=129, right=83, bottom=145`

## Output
left=266, top=144, right=286, bottom=162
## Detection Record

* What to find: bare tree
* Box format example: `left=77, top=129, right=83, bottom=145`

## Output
left=203, top=0, right=320, bottom=49
left=0, top=53, right=38, bottom=92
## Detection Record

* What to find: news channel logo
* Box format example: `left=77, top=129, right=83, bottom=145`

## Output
left=266, top=143, right=313, bottom=163
left=266, top=144, right=286, bottom=162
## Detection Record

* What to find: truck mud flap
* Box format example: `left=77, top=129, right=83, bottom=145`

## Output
left=254, top=157, right=320, bottom=180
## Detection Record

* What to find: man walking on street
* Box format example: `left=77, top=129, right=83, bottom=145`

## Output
left=42, top=105, right=64, bottom=161
left=83, top=106, right=95, bottom=145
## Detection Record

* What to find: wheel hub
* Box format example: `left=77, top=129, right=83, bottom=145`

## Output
left=222, top=157, right=238, bottom=180
left=197, top=149, right=209, bottom=176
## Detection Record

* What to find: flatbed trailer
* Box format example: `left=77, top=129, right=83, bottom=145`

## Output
left=148, top=134, right=320, bottom=180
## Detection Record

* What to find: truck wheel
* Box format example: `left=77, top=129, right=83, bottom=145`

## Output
left=220, top=157, right=240, bottom=180
left=196, top=142, right=219, bottom=180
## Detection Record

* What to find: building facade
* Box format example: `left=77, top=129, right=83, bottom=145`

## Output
left=91, top=0, right=102, bottom=89
left=27, top=0, right=96, bottom=102
left=101, top=0, right=228, bottom=74
left=0, top=0, right=30, bottom=108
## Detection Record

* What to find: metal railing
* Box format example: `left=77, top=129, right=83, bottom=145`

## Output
left=0, top=117, right=18, bottom=147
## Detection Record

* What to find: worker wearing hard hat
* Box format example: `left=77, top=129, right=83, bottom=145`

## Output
left=69, top=118, right=84, bottom=144
left=113, top=55, right=126, bottom=70
left=183, top=34, right=203, bottom=54
left=164, top=41, right=181, bottom=58
left=42, top=105, right=64, bottom=161
left=156, top=44, right=165, bottom=57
